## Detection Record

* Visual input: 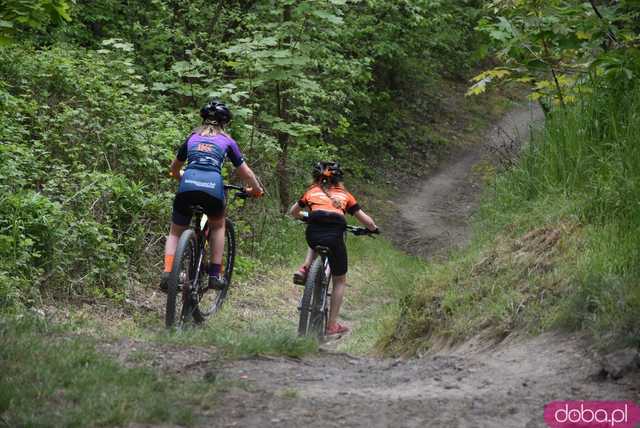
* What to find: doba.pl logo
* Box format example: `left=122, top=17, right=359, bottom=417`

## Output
left=544, top=401, right=640, bottom=427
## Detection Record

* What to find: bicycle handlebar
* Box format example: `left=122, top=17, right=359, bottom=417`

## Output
left=346, top=225, right=380, bottom=237
left=223, top=184, right=265, bottom=199
left=224, top=184, right=244, bottom=191
left=224, top=184, right=249, bottom=199
left=297, top=213, right=379, bottom=237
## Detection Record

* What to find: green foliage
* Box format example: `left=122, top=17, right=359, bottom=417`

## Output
left=481, top=70, right=640, bottom=346
left=0, top=43, right=191, bottom=305
left=0, top=0, right=70, bottom=44
left=472, top=0, right=640, bottom=106
left=0, top=316, right=207, bottom=426
left=0, top=0, right=488, bottom=306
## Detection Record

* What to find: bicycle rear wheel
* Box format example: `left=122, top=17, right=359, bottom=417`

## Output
left=165, top=229, right=197, bottom=328
left=298, top=256, right=328, bottom=338
left=194, top=218, right=236, bottom=320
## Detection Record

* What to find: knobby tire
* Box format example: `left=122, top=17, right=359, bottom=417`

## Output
left=166, top=229, right=197, bottom=328
left=298, top=256, right=328, bottom=338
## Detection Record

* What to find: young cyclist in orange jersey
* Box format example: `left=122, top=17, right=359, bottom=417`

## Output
left=289, top=161, right=378, bottom=335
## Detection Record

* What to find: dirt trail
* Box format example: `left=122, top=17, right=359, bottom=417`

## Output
left=395, top=104, right=544, bottom=258
left=103, top=104, right=638, bottom=427
left=209, top=333, right=638, bottom=427
left=195, top=104, right=640, bottom=427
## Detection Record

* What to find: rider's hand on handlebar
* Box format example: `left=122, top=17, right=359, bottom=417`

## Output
left=351, top=227, right=369, bottom=236
left=246, top=187, right=264, bottom=198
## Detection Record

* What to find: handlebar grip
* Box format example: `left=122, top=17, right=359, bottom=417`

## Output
left=350, top=227, right=368, bottom=236
left=348, top=227, right=380, bottom=236
left=224, top=184, right=243, bottom=191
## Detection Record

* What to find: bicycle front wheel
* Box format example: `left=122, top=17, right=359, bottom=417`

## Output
left=165, top=229, right=197, bottom=328
left=298, top=256, right=328, bottom=338
left=195, top=218, right=236, bottom=319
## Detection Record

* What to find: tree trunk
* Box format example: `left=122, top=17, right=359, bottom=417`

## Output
left=275, top=5, right=293, bottom=214
left=276, top=134, right=290, bottom=213
left=276, top=80, right=290, bottom=213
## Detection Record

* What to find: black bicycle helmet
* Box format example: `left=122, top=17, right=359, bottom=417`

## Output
left=312, top=161, right=343, bottom=183
left=200, top=99, right=232, bottom=125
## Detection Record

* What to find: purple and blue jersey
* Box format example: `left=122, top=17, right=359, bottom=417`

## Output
left=176, top=133, right=244, bottom=200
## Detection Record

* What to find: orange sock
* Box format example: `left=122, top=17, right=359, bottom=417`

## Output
left=164, top=255, right=175, bottom=273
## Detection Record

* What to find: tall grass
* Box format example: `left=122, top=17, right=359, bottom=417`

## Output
left=490, top=79, right=640, bottom=235
left=479, top=75, right=640, bottom=347
left=382, top=73, right=640, bottom=354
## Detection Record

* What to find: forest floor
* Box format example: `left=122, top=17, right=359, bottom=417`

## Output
left=98, top=104, right=638, bottom=427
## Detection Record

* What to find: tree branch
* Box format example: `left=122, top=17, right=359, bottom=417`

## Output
left=589, top=0, right=619, bottom=45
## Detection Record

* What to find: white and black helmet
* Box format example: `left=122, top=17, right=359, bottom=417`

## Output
left=200, top=100, right=232, bottom=125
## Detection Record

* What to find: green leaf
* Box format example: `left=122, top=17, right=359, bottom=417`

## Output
left=311, top=10, right=344, bottom=25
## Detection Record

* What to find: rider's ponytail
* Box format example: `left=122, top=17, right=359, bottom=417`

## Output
left=319, top=177, right=344, bottom=210
left=194, top=119, right=228, bottom=137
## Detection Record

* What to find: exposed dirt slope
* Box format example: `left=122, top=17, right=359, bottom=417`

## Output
left=394, top=104, right=544, bottom=258
left=206, top=333, right=638, bottom=428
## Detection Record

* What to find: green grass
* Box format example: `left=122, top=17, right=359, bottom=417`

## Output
left=0, top=316, right=212, bottom=427
left=336, top=235, right=427, bottom=354
left=379, top=76, right=640, bottom=355
left=152, top=317, right=318, bottom=359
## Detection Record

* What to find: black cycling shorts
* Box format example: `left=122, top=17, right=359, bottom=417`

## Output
left=305, top=222, right=348, bottom=276
left=172, top=191, right=224, bottom=226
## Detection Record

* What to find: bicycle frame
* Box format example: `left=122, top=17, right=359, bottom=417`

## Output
left=187, top=211, right=208, bottom=302
left=315, top=250, right=332, bottom=318
left=187, top=185, right=245, bottom=305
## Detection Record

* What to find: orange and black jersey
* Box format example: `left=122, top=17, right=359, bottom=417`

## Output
left=298, top=184, right=361, bottom=224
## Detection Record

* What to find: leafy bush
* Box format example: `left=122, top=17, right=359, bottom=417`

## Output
left=0, top=43, right=190, bottom=305
left=0, top=0, right=489, bottom=309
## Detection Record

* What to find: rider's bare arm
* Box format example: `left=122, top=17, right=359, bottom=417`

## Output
left=235, top=163, right=264, bottom=196
left=170, top=159, right=184, bottom=180
left=354, top=209, right=378, bottom=231
left=289, top=201, right=305, bottom=220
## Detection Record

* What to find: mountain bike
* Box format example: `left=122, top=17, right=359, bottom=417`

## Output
left=165, top=184, right=248, bottom=328
left=297, top=225, right=379, bottom=338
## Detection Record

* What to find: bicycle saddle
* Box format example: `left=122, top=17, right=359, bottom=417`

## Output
left=314, top=246, right=331, bottom=255
left=190, top=205, right=205, bottom=214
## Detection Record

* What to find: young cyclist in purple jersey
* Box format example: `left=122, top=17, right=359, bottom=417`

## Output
left=160, top=100, right=263, bottom=291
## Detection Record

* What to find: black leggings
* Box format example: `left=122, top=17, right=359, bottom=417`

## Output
left=172, top=191, right=224, bottom=226
left=305, top=223, right=348, bottom=276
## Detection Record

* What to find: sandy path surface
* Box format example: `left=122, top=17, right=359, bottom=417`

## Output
left=208, top=333, right=638, bottom=427
left=394, top=104, right=544, bottom=258
left=197, top=104, right=638, bottom=427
